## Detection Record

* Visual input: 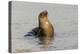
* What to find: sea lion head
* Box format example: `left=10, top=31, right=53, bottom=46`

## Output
left=39, top=10, right=48, bottom=18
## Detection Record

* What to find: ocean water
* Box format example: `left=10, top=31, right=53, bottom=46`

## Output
left=11, top=1, right=78, bottom=53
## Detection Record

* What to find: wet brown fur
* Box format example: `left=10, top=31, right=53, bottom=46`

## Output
left=38, top=10, right=54, bottom=47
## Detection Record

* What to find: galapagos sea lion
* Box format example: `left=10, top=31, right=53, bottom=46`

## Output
left=38, top=10, right=54, bottom=47
left=24, top=10, right=54, bottom=47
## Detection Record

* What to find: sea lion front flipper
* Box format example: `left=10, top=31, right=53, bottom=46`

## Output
left=24, top=27, right=40, bottom=38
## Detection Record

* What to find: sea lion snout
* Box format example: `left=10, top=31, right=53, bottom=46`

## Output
left=39, top=10, right=48, bottom=18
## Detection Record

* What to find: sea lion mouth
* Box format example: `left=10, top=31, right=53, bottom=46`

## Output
left=39, top=10, right=48, bottom=18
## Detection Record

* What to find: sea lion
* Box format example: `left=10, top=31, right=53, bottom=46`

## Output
left=38, top=10, right=54, bottom=47
left=24, top=10, right=54, bottom=47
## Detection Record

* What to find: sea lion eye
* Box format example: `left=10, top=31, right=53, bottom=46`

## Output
left=40, top=13, right=42, bottom=16
left=39, top=13, right=43, bottom=17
